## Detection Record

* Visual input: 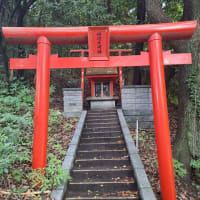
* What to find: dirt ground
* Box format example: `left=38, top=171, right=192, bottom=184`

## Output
left=130, top=105, right=200, bottom=200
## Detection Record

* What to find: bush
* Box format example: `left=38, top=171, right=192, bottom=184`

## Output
left=0, top=80, right=34, bottom=175
left=173, top=159, right=187, bottom=178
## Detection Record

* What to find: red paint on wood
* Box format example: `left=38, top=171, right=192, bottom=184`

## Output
left=119, top=67, right=123, bottom=97
left=110, top=80, right=114, bottom=97
left=10, top=51, right=192, bottom=70
left=3, top=21, right=197, bottom=45
left=148, top=33, right=176, bottom=200
left=91, top=79, right=94, bottom=97
left=81, top=68, right=84, bottom=103
left=32, top=37, right=51, bottom=170
left=88, top=27, right=110, bottom=60
left=70, top=50, right=85, bottom=104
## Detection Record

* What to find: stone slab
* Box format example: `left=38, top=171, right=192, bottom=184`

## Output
left=63, top=106, right=82, bottom=111
left=122, top=98, right=152, bottom=104
left=140, top=187, right=157, bottom=200
left=63, top=96, right=82, bottom=101
left=63, top=112, right=82, bottom=118
left=63, top=92, right=82, bottom=97
left=90, top=100, right=115, bottom=110
left=122, top=85, right=151, bottom=89
left=125, top=118, right=154, bottom=129
left=122, top=93, right=152, bottom=99
left=125, top=115, right=154, bottom=122
left=122, top=85, right=154, bottom=129
left=123, top=110, right=153, bottom=116
left=63, top=88, right=83, bottom=118
left=122, top=103, right=153, bottom=111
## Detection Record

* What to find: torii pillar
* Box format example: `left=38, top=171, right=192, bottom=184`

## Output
left=32, top=36, right=51, bottom=170
left=148, top=33, right=176, bottom=199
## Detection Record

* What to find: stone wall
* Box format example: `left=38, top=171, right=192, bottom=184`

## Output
left=122, top=85, right=154, bottom=129
left=63, top=88, right=82, bottom=117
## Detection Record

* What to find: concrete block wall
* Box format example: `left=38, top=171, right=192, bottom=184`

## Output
left=63, top=88, right=82, bottom=117
left=122, top=85, right=154, bottom=129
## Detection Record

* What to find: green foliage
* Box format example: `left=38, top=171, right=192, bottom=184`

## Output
left=49, top=84, right=56, bottom=103
left=54, top=143, right=66, bottom=156
left=24, top=0, right=137, bottom=58
left=11, top=169, right=26, bottom=183
left=65, top=123, right=73, bottom=131
left=173, top=159, right=187, bottom=178
left=71, top=118, right=79, bottom=123
left=190, top=159, right=200, bottom=178
left=28, top=153, right=71, bottom=192
left=191, top=159, right=200, bottom=169
left=48, top=109, right=62, bottom=131
left=187, top=70, right=200, bottom=119
left=0, top=79, right=34, bottom=175
left=133, top=135, right=145, bottom=142
left=0, top=78, right=71, bottom=195
left=167, top=75, right=179, bottom=105
left=162, top=0, right=184, bottom=21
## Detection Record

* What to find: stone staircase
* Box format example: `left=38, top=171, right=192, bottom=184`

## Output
left=64, top=109, right=140, bottom=200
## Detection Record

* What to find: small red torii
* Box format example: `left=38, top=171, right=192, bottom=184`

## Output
left=3, top=21, right=197, bottom=200
left=69, top=49, right=132, bottom=101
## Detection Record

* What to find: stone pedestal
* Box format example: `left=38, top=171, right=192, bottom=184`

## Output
left=63, top=88, right=82, bottom=117
left=122, top=85, right=154, bottom=129
left=86, top=97, right=118, bottom=110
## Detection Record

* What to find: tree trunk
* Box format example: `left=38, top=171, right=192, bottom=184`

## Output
left=133, top=0, right=146, bottom=85
left=174, top=0, right=200, bottom=181
left=0, top=31, right=9, bottom=82
left=107, top=0, right=111, bottom=13
left=126, top=68, right=134, bottom=85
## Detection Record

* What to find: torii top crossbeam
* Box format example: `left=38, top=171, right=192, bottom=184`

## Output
left=3, top=21, right=197, bottom=45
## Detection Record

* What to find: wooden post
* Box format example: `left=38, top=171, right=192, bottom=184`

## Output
left=148, top=33, right=176, bottom=200
left=32, top=36, right=51, bottom=170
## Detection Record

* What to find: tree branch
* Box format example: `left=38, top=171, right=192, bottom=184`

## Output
left=8, top=0, right=22, bottom=25
left=145, top=0, right=171, bottom=23
left=24, top=0, right=37, bottom=11
left=0, top=0, right=4, bottom=11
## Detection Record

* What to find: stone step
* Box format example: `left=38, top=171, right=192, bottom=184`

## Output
left=84, top=122, right=120, bottom=128
left=67, top=182, right=137, bottom=193
left=88, top=110, right=117, bottom=114
left=87, top=113, right=118, bottom=118
left=86, top=116, right=118, bottom=121
left=81, top=131, right=122, bottom=138
left=78, top=143, right=125, bottom=151
left=74, top=159, right=130, bottom=170
left=76, top=150, right=129, bottom=159
left=80, top=137, right=123, bottom=143
left=65, top=197, right=139, bottom=200
left=86, top=118, right=118, bottom=124
left=71, top=169, right=134, bottom=182
left=84, top=127, right=121, bottom=133
left=63, top=109, right=142, bottom=200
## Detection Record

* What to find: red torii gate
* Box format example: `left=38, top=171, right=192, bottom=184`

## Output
left=3, top=21, right=197, bottom=200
